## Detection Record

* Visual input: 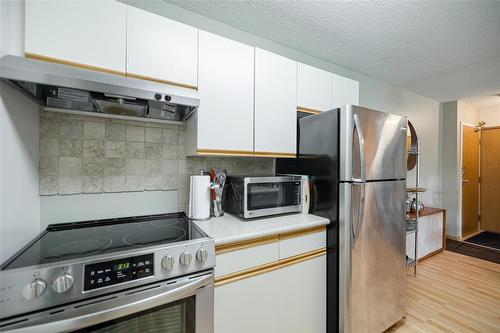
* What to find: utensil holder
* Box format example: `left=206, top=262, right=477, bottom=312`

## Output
left=212, top=199, right=224, bottom=217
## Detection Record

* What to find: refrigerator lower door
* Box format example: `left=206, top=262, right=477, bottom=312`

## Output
left=339, top=180, right=406, bottom=333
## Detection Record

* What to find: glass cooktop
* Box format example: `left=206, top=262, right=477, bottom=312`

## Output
left=2, top=213, right=207, bottom=270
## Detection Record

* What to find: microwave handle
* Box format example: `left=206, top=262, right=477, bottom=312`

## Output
left=2, top=274, right=213, bottom=333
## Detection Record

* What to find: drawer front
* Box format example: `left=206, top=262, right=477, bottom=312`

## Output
left=279, top=229, right=326, bottom=259
left=215, top=240, right=279, bottom=278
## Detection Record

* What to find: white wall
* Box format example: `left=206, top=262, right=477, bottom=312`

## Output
left=480, top=105, right=500, bottom=126
left=119, top=0, right=442, bottom=208
left=440, top=101, right=480, bottom=238
left=0, top=81, right=40, bottom=263
left=0, top=0, right=41, bottom=263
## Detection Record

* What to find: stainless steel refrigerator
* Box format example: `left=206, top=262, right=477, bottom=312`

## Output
left=276, top=105, right=407, bottom=333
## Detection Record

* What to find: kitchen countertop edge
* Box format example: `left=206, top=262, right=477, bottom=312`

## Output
left=193, top=213, right=330, bottom=246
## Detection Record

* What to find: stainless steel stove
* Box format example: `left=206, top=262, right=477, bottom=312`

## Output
left=0, top=213, right=215, bottom=333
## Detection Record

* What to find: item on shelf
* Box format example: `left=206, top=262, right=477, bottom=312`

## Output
left=209, top=168, right=227, bottom=217
left=407, top=120, right=418, bottom=171
left=406, top=187, right=427, bottom=192
left=188, top=174, right=211, bottom=220
left=409, top=198, right=425, bottom=213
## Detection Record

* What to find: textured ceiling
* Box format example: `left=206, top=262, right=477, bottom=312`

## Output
left=166, top=0, right=500, bottom=102
left=463, top=95, right=500, bottom=109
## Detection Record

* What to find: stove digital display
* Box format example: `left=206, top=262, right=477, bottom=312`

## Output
left=83, top=254, right=154, bottom=291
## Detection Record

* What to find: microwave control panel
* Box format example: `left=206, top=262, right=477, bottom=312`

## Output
left=83, top=254, right=154, bottom=291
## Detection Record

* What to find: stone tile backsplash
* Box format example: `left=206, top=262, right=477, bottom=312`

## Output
left=39, top=112, right=274, bottom=209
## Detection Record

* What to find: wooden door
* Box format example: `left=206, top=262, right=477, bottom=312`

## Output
left=461, top=125, right=480, bottom=238
left=480, top=127, right=500, bottom=233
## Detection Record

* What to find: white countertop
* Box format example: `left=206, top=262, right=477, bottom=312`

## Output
left=193, top=213, right=330, bottom=246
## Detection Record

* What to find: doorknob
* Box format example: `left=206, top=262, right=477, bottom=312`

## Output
left=462, top=179, right=469, bottom=184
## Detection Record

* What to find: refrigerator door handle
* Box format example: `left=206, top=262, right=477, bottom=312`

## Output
left=351, top=182, right=366, bottom=249
left=352, top=113, right=366, bottom=182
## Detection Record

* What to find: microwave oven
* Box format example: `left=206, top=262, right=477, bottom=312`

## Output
left=223, top=175, right=309, bottom=219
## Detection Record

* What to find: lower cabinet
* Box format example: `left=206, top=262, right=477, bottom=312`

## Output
left=278, top=256, right=326, bottom=333
left=406, top=208, right=445, bottom=260
left=214, top=229, right=327, bottom=333
left=215, top=269, right=280, bottom=333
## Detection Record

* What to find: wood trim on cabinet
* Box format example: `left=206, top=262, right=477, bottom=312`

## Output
left=126, top=72, right=198, bottom=90
left=25, top=52, right=126, bottom=76
left=215, top=235, right=279, bottom=254
left=214, top=260, right=280, bottom=287
left=196, top=149, right=254, bottom=157
left=279, top=226, right=326, bottom=241
left=254, top=151, right=296, bottom=158
left=297, top=106, right=322, bottom=114
left=214, top=248, right=327, bottom=286
left=279, top=248, right=326, bottom=268
left=215, top=226, right=326, bottom=254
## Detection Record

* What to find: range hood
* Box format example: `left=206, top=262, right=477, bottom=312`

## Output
left=0, top=55, right=199, bottom=123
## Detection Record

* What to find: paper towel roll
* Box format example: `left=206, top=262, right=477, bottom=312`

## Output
left=188, top=175, right=210, bottom=220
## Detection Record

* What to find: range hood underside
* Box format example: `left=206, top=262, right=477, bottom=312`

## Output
left=0, top=55, right=199, bottom=124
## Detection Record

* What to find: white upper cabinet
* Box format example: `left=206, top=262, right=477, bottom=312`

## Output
left=192, top=30, right=254, bottom=155
left=254, top=48, right=297, bottom=157
left=25, top=0, right=126, bottom=74
left=331, top=73, right=359, bottom=108
left=126, top=6, right=198, bottom=88
left=297, top=63, right=332, bottom=113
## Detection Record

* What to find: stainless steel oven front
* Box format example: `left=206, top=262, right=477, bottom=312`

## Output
left=0, top=270, right=214, bottom=333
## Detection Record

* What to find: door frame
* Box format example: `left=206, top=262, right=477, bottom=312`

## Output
left=459, top=122, right=480, bottom=239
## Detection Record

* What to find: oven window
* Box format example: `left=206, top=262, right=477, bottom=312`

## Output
left=75, top=296, right=195, bottom=333
left=247, top=182, right=299, bottom=210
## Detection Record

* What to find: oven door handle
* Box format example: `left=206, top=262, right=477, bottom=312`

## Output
left=2, top=273, right=213, bottom=333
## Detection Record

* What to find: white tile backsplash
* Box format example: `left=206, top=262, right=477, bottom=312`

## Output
left=39, top=112, right=274, bottom=197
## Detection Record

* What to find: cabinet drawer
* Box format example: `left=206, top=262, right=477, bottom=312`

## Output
left=279, top=228, right=326, bottom=259
left=215, top=239, right=279, bottom=278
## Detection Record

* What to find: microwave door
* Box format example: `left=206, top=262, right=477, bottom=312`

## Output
left=245, top=181, right=302, bottom=218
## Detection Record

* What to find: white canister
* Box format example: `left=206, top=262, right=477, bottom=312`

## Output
left=188, top=175, right=210, bottom=220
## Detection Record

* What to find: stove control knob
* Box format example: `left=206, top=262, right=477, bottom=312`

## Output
left=53, top=273, right=74, bottom=294
left=196, top=248, right=208, bottom=263
left=180, top=251, right=192, bottom=266
left=161, top=255, right=175, bottom=271
left=22, top=278, right=47, bottom=300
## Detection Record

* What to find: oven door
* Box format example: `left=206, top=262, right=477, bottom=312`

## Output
left=244, top=178, right=302, bottom=218
left=0, top=271, right=213, bottom=333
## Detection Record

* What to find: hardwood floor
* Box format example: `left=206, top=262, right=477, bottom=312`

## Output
left=386, top=250, right=500, bottom=333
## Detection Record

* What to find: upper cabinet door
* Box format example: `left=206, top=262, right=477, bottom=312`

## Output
left=126, top=7, right=198, bottom=89
left=254, top=49, right=297, bottom=157
left=196, top=31, right=254, bottom=155
left=331, top=74, right=359, bottom=108
left=297, top=63, right=332, bottom=113
left=25, top=0, right=126, bottom=74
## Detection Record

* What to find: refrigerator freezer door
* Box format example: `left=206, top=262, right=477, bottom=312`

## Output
left=339, top=180, right=406, bottom=333
left=340, top=105, right=407, bottom=182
